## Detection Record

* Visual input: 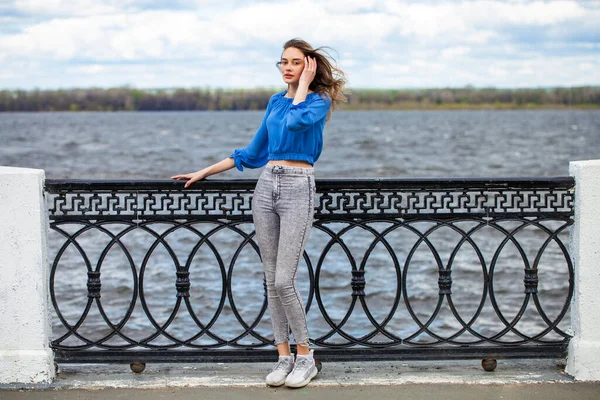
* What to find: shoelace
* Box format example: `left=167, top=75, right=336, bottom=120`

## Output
left=292, top=357, right=311, bottom=373
left=273, top=358, right=292, bottom=372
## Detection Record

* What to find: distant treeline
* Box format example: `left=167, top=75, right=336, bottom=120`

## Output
left=1, top=86, right=599, bottom=112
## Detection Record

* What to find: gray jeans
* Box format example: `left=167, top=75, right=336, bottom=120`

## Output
left=252, top=164, right=316, bottom=346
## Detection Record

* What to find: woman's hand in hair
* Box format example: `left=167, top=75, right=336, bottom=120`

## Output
left=299, top=56, right=317, bottom=88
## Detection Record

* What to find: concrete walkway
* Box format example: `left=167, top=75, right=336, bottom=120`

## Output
left=2, top=359, right=600, bottom=399
left=3, top=383, right=600, bottom=400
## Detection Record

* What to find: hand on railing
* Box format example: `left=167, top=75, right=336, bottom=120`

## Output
left=171, top=170, right=207, bottom=188
left=171, top=157, right=236, bottom=188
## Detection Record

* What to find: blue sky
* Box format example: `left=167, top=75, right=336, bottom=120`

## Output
left=0, top=0, right=599, bottom=89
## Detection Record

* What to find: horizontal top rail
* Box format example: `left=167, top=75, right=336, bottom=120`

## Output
left=45, top=177, right=575, bottom=192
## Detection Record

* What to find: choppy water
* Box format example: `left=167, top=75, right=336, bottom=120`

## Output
left=2, top=110, right=599, bottom=179
left=2, top=110, right=599, bottom=347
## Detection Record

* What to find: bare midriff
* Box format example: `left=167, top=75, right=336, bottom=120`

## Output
left=268, top=160, right=312, bottom=168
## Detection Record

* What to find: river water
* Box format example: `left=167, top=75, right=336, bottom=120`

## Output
left=1, top=110, right=599, bottom=348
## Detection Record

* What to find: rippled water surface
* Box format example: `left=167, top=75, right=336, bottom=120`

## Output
left=2, top=110, right=599, bottom=179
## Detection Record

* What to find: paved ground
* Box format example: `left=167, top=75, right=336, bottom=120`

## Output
left=2, top=358, right=600, bottom=399
left=3, top=383, right=600, bottom=400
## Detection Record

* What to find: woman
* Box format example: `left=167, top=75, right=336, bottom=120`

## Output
left=171, top=38, right=346, bottom=388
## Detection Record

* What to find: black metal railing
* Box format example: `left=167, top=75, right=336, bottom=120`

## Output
left=45, top=177, right=574, bottom=365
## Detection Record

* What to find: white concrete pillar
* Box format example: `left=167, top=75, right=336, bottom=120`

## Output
left=566, top=160, right=600, bottom=381
left=0, top=166, right=55, bottom=384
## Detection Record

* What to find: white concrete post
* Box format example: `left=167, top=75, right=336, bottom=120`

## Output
left=0, top=166, right=55, bottom=384
left=566, top=160, right=600, bottom=381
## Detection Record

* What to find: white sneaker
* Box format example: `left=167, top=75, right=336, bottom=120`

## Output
left=265, top=355, right=295, bottom=387
left=285, top=350, right=318, bottom=388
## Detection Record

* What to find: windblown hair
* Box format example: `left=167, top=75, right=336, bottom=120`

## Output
left=282, top=38, right=347, bottom=121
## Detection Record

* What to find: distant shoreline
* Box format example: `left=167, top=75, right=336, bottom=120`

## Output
left=2, top=105, right=598, bottom=112
left=1, top=87, right=599, bottom=112
left=340, top=103, right=600, bottom=111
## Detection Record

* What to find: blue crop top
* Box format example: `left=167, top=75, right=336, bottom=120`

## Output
left=229, top=91, right=331, bottom=171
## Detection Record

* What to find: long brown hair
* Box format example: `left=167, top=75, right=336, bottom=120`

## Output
left=282, top=38, right=347, bottom=121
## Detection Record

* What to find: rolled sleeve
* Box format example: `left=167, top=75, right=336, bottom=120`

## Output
left=229, top=127, right=269, bottom=170
left=229, top=99, right=273, bottom=171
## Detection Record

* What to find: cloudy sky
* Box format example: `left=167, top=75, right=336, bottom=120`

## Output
left=1, top=0, right=599, bottom=89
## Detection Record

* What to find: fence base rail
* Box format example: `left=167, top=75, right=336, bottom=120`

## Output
left=54, top=344, right=568, bottom=364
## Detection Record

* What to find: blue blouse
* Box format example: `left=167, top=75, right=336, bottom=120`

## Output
left=229, top=91, right=331, bottom=171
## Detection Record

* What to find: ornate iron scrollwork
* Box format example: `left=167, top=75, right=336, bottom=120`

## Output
left=46, top=177, right=574, bottom=363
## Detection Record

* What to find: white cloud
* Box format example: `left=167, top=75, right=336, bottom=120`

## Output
left=322, top=0, right=377, bottom=13
left=441, top=46, right=471, bottom=59
left=517, top=67, right=534, bottom=75
left=482, top=1, right=585, bottom=25
left=14, top=0, right=120, bottom=16
left=0, top=1, right=402, bottom=62
left=384, top=2, right=468, bottom=39
left=488, top=66, right=508, bottom=77
left=381, top=0, right=593, bottom=43
left=0, top=0, right=598, bottom=89
left=575, top=42, right=600, bottom=49
left=371, top=63, right=411, bottom=74
left=68, top=64, right=106, bottom=74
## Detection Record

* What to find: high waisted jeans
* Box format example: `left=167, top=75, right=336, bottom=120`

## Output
left=252, top=164, right=316, bottom=346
